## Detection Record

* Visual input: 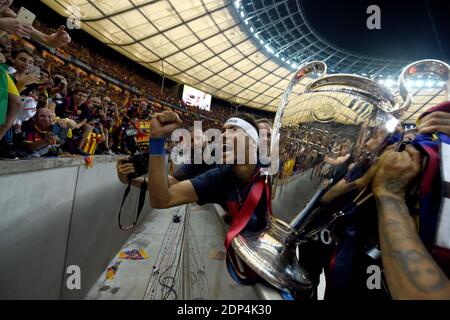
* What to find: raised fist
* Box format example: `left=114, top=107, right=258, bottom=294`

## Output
left=150, top=111, right=182, bottom=138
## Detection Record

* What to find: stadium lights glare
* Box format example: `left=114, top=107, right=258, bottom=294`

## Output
left=384, top=79, right=395, bottom=87
left=385, top=117, right=400, bottom=133
left=240, top=11, right=245, bottom=18
left=260, top=39, right=264, bottom=45
left=378, top=79, right=385, bottom=85
left=291, top=63, right=298, bottom=69
left=265, top=46, right=274, bottom=54
left=426, top=80, right=434, bottom=87
left=244, top=20, right=248, bottom=25
left=286, top=60, right=290, bottom=64
left=250, top=27, right=254, bottom=32
left=234, top=1, right=240, bottom=8
left=281, top=57, right=285, bottom=62
left=255, top=34, right=259, bottom=39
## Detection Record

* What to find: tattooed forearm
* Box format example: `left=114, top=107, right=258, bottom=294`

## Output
left=382, top=179, right=409, bottom=195
left=390, top=248, right=448, bottom=293
left=376, top=195, right=450, bottom=299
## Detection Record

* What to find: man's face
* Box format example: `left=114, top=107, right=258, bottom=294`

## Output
left=221, top=124, right=257, bottom=164
left=89, top=97, right=101, bottom=108
left=74, top=91, right=88, bottom=106
left=0, top=32, right=10, bottom=50
left=40, top=72, right=49, bottom=84
left=14, top=52, right=34, bottom=74
left=102, top=96, right=111, bottom=106
left=190, top=129, right=206, bottom=152
left=257, top=122, right=272, bottom=154
left=36, top=108, right=53, bottom=130
left=139, top=100, right=148, bottom=109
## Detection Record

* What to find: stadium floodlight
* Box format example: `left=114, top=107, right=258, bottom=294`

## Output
left=250, top=27, right=254, bottom=32
left=244, top=20, right=248, bottom=25
left=385, top=117, right=400, bottom=133
left=287, top=60, right=290, bottom=64
left=260, top=39, right=264, bottom=45
left=384, top=79, right=395, bottom=87
left=281, top=57, right=285, bottom=62
left=234, top=1, right=240, bottom=8
left=291, top=63, right=298, bottom=69
left=378, top=79, right=385, bottom=85
left=408, top=80, right=416, bottom=87
left=240, top=11, right=245, bottom=18
left=255, top=33, right=259, bottom=39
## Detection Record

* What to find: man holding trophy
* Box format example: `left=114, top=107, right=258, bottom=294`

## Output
left=139, top=59, right=450, bottom=300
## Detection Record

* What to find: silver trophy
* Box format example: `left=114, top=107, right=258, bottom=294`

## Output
left=231, top=59, right=450, bottom=298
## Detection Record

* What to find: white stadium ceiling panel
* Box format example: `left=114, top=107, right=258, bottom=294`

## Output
left=42, top=0, right=449, bottom=118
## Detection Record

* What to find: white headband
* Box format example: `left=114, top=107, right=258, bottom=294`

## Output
left=224, top=117, right=259, bottom=143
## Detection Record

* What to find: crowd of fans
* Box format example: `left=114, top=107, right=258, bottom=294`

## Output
left=0, top=5, right=271, bottom=159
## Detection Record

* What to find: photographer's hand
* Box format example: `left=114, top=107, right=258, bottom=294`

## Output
left=116, top=158, right=145, bottom=187
left=117, top=158, right=135, bottom=184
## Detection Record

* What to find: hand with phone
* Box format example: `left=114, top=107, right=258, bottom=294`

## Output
left=0, top=7, right=34, bottom=38
left=15, top=7, right=35, bottom=39
left=0, top=16, right=32, bottom=37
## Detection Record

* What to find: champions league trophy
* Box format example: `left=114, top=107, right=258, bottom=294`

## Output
left=230, top=59, right=450, bottom=298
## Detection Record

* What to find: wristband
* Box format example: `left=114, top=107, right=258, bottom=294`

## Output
left=149, top=137, right=166, bottom=155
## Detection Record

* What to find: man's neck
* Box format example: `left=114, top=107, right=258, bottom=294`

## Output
left=232, top=164, right=257, bottom=182
left=34, top=122, right=49, bottom=133
left=15, top=71, right=26, bottom=79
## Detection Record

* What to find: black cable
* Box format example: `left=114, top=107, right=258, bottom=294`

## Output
left=159, top=274, right=178, bottom=300
left=159, top=211, right=187, bottom=300
left=158, top=266, right=177, bottom=300
left=190, top=270, right=198, bottom=286
left=157, top=217, right=183, bottom=299
left=162, top=211, right=188, bottom=300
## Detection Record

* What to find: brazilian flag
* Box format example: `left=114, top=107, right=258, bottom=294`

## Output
left=0, top=64, right=8, bottom=125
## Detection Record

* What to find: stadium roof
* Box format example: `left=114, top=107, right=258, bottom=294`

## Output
left=42, top=0, right=449, bottom=122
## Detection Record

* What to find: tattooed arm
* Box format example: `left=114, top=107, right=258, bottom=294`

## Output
left=373, top=146, right=450, bottom=299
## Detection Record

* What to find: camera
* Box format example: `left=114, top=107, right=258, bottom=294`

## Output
left=124, top=152, right=149, bottom=180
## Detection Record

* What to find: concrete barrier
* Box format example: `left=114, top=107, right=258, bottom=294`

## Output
left=0, top=156, right=151, bottom=299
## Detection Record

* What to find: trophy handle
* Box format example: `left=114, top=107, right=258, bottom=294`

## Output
left=393, top=59, right=450, bottom=112
left=267, top=61, right=327, bottom=176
